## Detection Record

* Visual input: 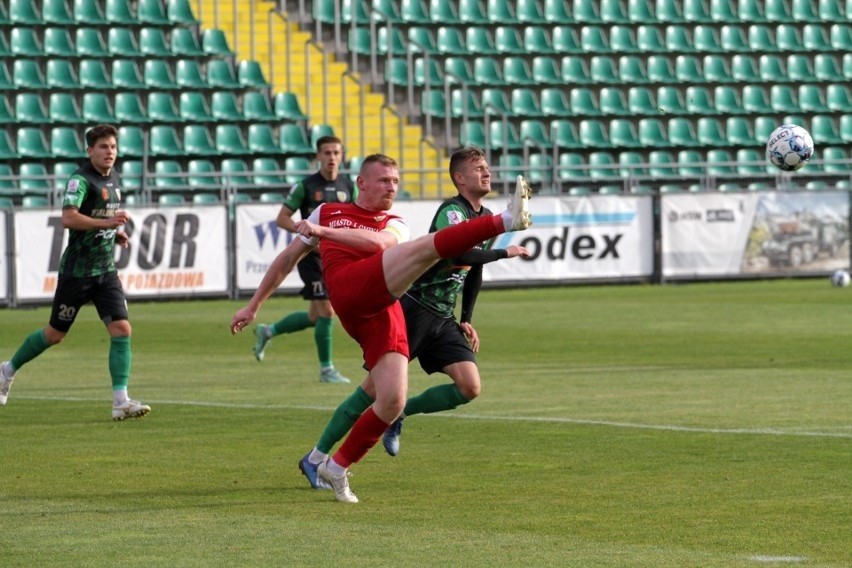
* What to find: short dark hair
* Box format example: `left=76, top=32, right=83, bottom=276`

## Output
left=316, top=136, right=343, bottom=152
left=360, top=153, right=397, bottom=174
left=86, top=124, right=118, bottom=148
left=448, top=146, right=486, bottom=184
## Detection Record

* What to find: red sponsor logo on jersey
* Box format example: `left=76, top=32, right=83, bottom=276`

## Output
left=101, top=187, right=109, bottom=200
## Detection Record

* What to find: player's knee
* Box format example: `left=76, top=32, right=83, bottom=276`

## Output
left=458, top=381, right=481, bottom=401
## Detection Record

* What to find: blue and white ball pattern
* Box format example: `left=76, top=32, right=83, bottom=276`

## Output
left=766, top=124, right=815, bottom=172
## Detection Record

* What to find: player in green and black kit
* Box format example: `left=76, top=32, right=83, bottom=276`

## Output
left=299, top=147, right=530, bottom=488
left=253, top=136, right=357, bottom=384
left=0, top=124, right=150, bottom=421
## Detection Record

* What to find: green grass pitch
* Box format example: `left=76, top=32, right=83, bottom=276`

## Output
left=1, top=280, right=850, bottom=567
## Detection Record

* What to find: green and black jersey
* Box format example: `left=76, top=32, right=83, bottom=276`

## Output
left=282, top=172, right=357, bottom=219
left=59, top=161, right=124, bottom=277
left=406, top=195, right=509, bottom=322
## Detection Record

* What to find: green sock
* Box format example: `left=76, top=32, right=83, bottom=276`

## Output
left=403, top=384, right=470, bottom=417
left=270, top=312, right=313, bottom=337
left=315, top=316, right=333, bottom=367
left=109, top=336, right=132, bottom=391
left=316, top=386, right=374, bottom=454
left=10, top=329, right=50, bottom=371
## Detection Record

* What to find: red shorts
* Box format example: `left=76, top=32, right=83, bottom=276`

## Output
left=326, top=252, right=409, bottom=370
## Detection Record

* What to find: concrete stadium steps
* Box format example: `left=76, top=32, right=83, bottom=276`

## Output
left=197, top=0, right=443, bottom=196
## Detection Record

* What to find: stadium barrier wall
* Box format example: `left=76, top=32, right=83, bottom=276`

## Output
left=2, top=192, right=850, bottom=306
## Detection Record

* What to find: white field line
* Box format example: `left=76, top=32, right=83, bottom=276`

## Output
left=749, top=555, right=807, bottom=563
left=15, top=395, right=852, bottom=439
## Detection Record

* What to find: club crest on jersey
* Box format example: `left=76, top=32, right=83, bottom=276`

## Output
left=66, top=179, right=79, bottom=194
left=101, top=187, right=109, bottom=200
left=374, top=214, right=386, bottom=222
left=446, top=210, right=464, bottom=225
left=336, top=190, right=349, bottom=202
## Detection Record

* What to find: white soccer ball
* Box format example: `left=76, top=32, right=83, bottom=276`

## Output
left=830, top=270, right=851, bottom=287
left=766, top=124, right=815, bottom=172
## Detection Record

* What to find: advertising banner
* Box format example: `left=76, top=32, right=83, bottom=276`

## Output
left=14, top=207, right=229, bottom=301
left=662, top=191, right=849, bottom=278
left=485, top=195, right=655, bottom=282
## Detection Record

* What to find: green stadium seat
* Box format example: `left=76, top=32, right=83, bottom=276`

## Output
left=252, top=157, right=285, bottom=186
left=481, top=88, right=511, bottom=115
left=776, top=24, right=800, bottom=51
left=573, top=0, right=601, bottom=22
left=192, top=193, right=219, bottom=205
left=814, top=54, right=843, bottom=81
left=711, top=0, right=738, bottom=22
left=310, top=124, right=335, bottom=148
left=830, top=24, right=852, bottom=51
left=803, top=24, right=831, bottom=51
left=282, top=156, right=310, bottom=184
left=527, top=153, right=554, bottom=185
left=138, top=0, right=170, bottom=25
left=243, top=92, right=276, bottom=121
left=474, top=57, right=506, bottom=85
left=150, top=125, right=185, bottom=157
left=44, top=0, right=74, bottom=24
left=512, top=88, right=545, bottom=117
left=9, top=0, right=42, bottom=24
left=819, top=147, right=848, bottom=172
left=609, top=118, right=640, bottom=147
left=158, top=194, right=186, bottom=207
left=167, top=0, right=200, bottom=25
left=665, top=25, right=694, bottom=52
left=714, top=86, right=742, bottom=114
left=588, top=152, right=618, bottom=178
left=531, top=56, right=561, bottom=83
left=568, top=186, right=593, bottom=196
left=748, top=25, right=776, bottom=51
left=637, top=25, right=666, bottom=51
left=181, top=125, right=219, bottom=156
left=786, top=54, right=814, bottom=81
left=187, top=159, right=221, bottom=189
left=171, top=27, right=204, bottom=57
left=590, top=56, right=619, bottom=83
left=722, top=25, right=749, bottom=52
left=211, top=91, right=242, bottom=121
left=674, top=55, right=702, bottom=83
left=459, top=121, right=486, bottom=147
left=144, top=59, right=178, bottom=89
left=792, top=0, right=820, bottom=21
left=523, top=26, right=555, bottom=53
left=0, top=95, right=14, bottom=125
left=459, top=0, right=489, bottom=23
left=677, top=150, right=704, bottom=176
left=579, top=119, right=611, bottom=148
left=259, top=192, right=286, bottom=204
left=543, top=0, right=572, bottom=22
left=694, top=25, right=721, bottom=51
left=685, top=86, right=714, bottom=114
left=437, top=27, right=467, bottom=55
left=826, top=84, right=852, bottom=112
left=113, top=92, right=147, bottom=123
left=619, top=55, right=646, bottom=83
left=735, top=148, right=764, bottom=174
left=153, top=160, right=189, bottom=191
left=444, top=57, right=474, bottom=84
left=703, top=55, right=731, bottom=82
left=108, top=28, right=142, bottom=57
left=810, top=115, right=842, bottom=145
left=601, top=0, right=629, bottom=22
left=13, top=60, right=47, bottom=89
left=657, top=86, right=687, bottom=114
left=610, top=25, right=638, bottom=52
left=639, top=118, right=669, bottom=147
left=742, top=85, right=769, bottom=113
left=49, top=92, right=84, bottom=124
left=819, top=0, right=843, bottom=19
left=753, top=116, right=777, bottom=142
left=140, top=27, right=172, bottom=57
left=487, top=0, right=516, bottom=23
left=732, top=54, right=759, bottom=82
left=216, top=124, right=250, bottom=155
left=706, top=149, right=735, bottom=175
left=765, top=0, right=792, bottom=21
left=429, top=0, right=461, bottom=23
left=207, top=60, right=241, bottom=89
left=503, top=57, right=534, bottom=84
left=151, top=91, right=185, bottom=122
left=618, top=151, right=647, bottom=176
left=552, top=26, right=582, bottom=53
left=600, top=87, right=629, bottom=115
left=120, top=160, right=143, bottom=193
left=11, top=28, right=44, bottom=57
left=376, top=26, right=406, bottom=55
left=648, top=55, right=677, bottom=83
left=19, top=163, right=52, bottom=195
left=0, top=130, right=17, bottom=160
left=385, top=59, right=408, bottom=86
left=668, top=117, right=697, bottom=146
left=696, top=117, right=726, bottom=146
left=628, top=0, right=655, bottom=22
left=738, top=0, right=763, bottom=21
left=519, top=119, right=551, bottom=147
left=770, top=84, right=798, bottom=113
left=79, top=59, right=111, bottom=90
left=373, top=0, right=403, bottom=22
left=278, top=124, right=314, bottom=155
left=76, top=28, right=109, bottom=57
left=570, top=88, right=599, bottom=116
left=655, top=0, right=684, bottom=22
left=46, top=59, right=80, bottom=90
left=201, top=29, right=235, bottom=58
left=450, top=88, right=484, bottom=118
left=221, top=159, right=253, bottom=189
left=238, top=60, right=271, bottom=89
left=0, top=31, right=9, bottom=58
left=75, top=0, right=108, bottom=24
left=495, top=26, right=525, bottom=54
left=799, top=85, right=828, bottom=113
left=53, top=162, right=79, bottom=191
left=628, top=86, right=656, bottom=114
left=581, top=26, right=609, bottom=52
left=516, top=0, right=546, bottom=22
left=540, top=88, right=571, bottom=116
left=407, top=27, right=437, bottom=53
left=684, top=0, right=711, bottom=21
left=113, top=59, right=146, bottom=90
left=105, top=0, right=137, bottom=24
left=489, top=121, right=523, bottom=150
left=421, top=90, right=446, bottom=117
left=22, top=195, right=50, bottom=208
left=17, top=128, right=52, bottom=158
left=557, top=152, right=585, bottom=179
left=274, top=92, right=308, bottom=121
left=15, top=93, right=50, bottom=124
left=412, top=57, right=442, bottom=85
left=550, top=118, right=580, bottom=148
left=401, top=0, right=431, bottom=22
left=117, top=126, right=146, bottom=158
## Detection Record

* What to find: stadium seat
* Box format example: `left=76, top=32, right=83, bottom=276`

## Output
left=17, top=128, right=52, bottom=158
left=611, top=25, right=638, bottom=52
left=138, top=0, right=169, bottom=24
left=187, top=159, right=221, bottom=189
left=714, top=86, right=742, bottom=114
left=616, top=151, right=647, bottom=177
left=488, top=121, right=523, bottom=150
left=552, top=26, right=582, bottom=53
left=105, top=0, right=137, bottom=24
left=799, top=85, right=829, bottom=113
left=738, top=0, right=764, bottom=21
left=814, top=54, right=843, bottom=81
left=481, top=89, right=510, bottom=116
left=171, top=27, right=204, bottom=57
left=459, top=121, right=486, bottom=147
left=786, top=54, right=814, bottom=82
left=144, top=59, right=178, bottom=89
left=792, top=0, right=820, bottom=21
left=274, top=92, right=309, bottom=121
left=76, top=27, right=109, bottom=57
left=648, top=55, right=677, bottom=83
left=628, top=86, right=656, bottom=114
left=176, top=59, right=207, bottom=89
left=120, top=161, right=144, bottom=193
left=108, top=28, right=142, bottom=57
left=211, top=91, right=242, bottom=121
left=551, top=119, right=580, bottom=148
left=520, top=119, right=551, bottom=147
left=400, top=0, right=431, bottom=23
left=573, top=0, right=601, bottom=22
left=735, top=148, right=764, bottom=174
left=459, top=0, right=489, bottom=22
left=0, top=95, right=13, bottom=124
left=238, top=60, right=271, bottom=89
left=803, top=24, right=831, bottom=51
left=182, top=125, right=219, bottom=156
left=207, top=60, right=241, bottom=89
left=770, top=84, right=798, bottom=113
left=531, top=56, right=561, bottom=83
left=503, top=57, right=535, bottom=84
left=811, top=115, right=842, bottom=144
left=495, top=26, right=525, bottom=54
left=216, top=124, right=250, bottom=155
left=444, top=57, right=475, bottom=84
left=819, top=147, right=849, bottom=172
left=742, top=85, right=770, bottom=112
left=167, top=0, right=200, bottom=25
left=117, top=126, right=146, bottom=158
left=150, top=125, right=185, bottom=157
left=243, top=92, right=276, bottom=121
left=157, top=194, right=186, bottom=207
left=429, top=0, right=461, bottom=23
left=706, top=149, right=735, bottom=175
left=79, top=59, right=111, bottom=90
left=665, top=25, right=694, bottom=52
left=221, top=159, right=253, bottom=189
left=517, top=0, right=546, bottom=23
left=674, top=55, right=702, bottom=83
left=44, top=0, right=74, bottom=24
left=487, top=0, right=516, bottom=23
left=11, top=28, right=44, bottom=57
left=726, top=117, right=754, bottom=145
left=619, top=56, right=646, bottom=83
left=278, top=124, right=314, bottom=155
left=696, top=117, right=726, bottom=146
left=637, top=25, right=666, bottom=51
left=411, top=57, right=442, bottom=85
left=437, top=27, right=467, bottom=55
left=694, top=25, right=721, bottom=51
left=826, top=84, right=852, bottom=112
left=512, top=88, right=545, bottom=117
left=540, top=88, right=571, bottom=116
left=590, top=56, right=619, bottom=83
left=151, top=91, right=184, bottom=122
left=776, top=24, right=801, bottom=51
left=829, top=24, right=852, bottom=51
left=570, top=88, right=600, bottom=116
left=13, top=59, right=47, bottom=89
left=526, top=153, right=554, bottom=185
left=15, top=93, right=50, bottom=124
left=0, top=62, right=13, bottom=91
left=599, top=87, right=629, bottom=115
left=579, top=119, right=611, bottom=148
left=9, top=0, right=41, bottom=24
left=201, top=29, right=235, bottom=58
left=668, top=117, right=697, bottom=146
left=703, top=54, right=732, bottom=82
left=113, top=92, right=147, bottom=123
left=753, top=116, right=778, bottom=142
left=581, top=26, right=609, bottom=52
left=310, top=124, right=334, bottom=148
left=49, top=92, right=84, bottom=123
left=153, top=160, right=189, bottom=191
left=685, top=86, right=714, bottom=114
left=609, top=118, right=640, bottom=147
left=748, top=25, right=776, bottom=51
left=588, top=152, right=618, bottom=178
left=677, top=150, right=704, bottom=176
left=639, top=118, right=669, bottom=147
left=192, top=193, right=219, bottom=205
left=45, top=59, right=80, bottom=90
left=557, top=152, right=585, bottom=179
left=0, top=130, right=16, bottom=160
left=112, top=59, right=146, bottom=90
left=252, top=157, right=287, bottom=187
left=765, top=0, right=792, bottom=21
left=407, top=27, right=437, bottom=53
left=19, top=163, right=53, bottom=195
left=543, top=0, right=572, bottom=22
left=732, top=54, right=759, bottom=82
left=473, top=57, right=506, bottom=85
left=450, top=88, right=484, bottom=118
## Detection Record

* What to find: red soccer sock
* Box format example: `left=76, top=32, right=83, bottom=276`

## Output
left=433, top=214, right=505, bottom=259
left=333, top=407, right=390, bottom=468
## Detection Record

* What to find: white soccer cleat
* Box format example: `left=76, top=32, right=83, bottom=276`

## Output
left=318, top=460, right=359, bottom=504
left=508, top=175, right=533, bottom=231
left=0, top=361, right=15, bottom=406
left=112, top=399, right=151, bottom=421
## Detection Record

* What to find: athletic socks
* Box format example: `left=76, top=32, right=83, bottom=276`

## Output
left=10, top=329, right=50, bottom=370
left=404, top=384, right=470, bottom=416
left=109, top=336, right=132, bottom=391
left=270, top=311, right=313, bottom=336
left=433, top=214, right=505, bottom=259
left=333, top=407, right=389, bottom=468
left=315, top=316, right=333, bottom=367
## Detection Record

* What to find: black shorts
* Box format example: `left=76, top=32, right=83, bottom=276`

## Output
left=49, top=272, right=129, bottom=332
left=401, top=294, right=476, bottom=375
left=296, top=250, right=328, bottom=300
